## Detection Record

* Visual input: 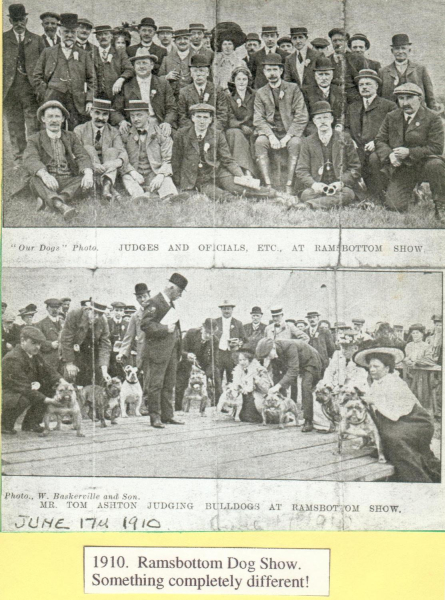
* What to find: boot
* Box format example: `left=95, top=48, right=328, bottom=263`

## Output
left=302, top=419, right=313, bottom=433
left=53, top=198, right=76, bottom=222
left=150, top=416, right=165, bottom=429
left=285, top=155, right=298, bottom=195
left=101, top=178, right=113, bottom=202
left=257, top=155, right=273, bottom=191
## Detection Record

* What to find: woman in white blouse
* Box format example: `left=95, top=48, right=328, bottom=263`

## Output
left=354, top=346, right=440, bottom=482
left=403, top=324, right=436, bottom=409
left=213, top=35, right=245, bottom=90
left=232, top=349, right=273, bottom=423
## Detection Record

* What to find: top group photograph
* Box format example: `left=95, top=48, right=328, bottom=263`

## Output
left=3, top=0, right=445, bottom=228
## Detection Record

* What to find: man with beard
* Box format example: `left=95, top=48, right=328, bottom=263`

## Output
left=36, top=298, right=63, bottom=371
left=127, top=17, right=166, bottom=75
left=40, top=11, right=60, bottom=47
left=348, top=33, right=381, bottom=73
left=253, top=53, right=308, bottom=194
left=244, top=33, right=261, bottom=62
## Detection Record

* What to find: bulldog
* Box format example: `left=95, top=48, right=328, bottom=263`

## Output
left=216, top=385, right=243, bottom=421
left=120, top=365, right=143, bottom=417
left=262, top=391, right=299, bottom=428
left=315, top=384, right=342, bottom=433
left=41, top=381, right=84, bottom=437
left=79, top=377, right=122, bottom=427
left=183, top=368, right=208, bottom=416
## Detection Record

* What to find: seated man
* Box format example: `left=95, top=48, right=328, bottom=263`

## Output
left=172, top=103, right=274, bottom=201
left=120, top=100, right=185, bottom=201
left=303, top=56, right=345, bottom=132
left=296, top=101, right=361, bottom=209
left=74, top=98, right=128, bottom=202
left=22, top=100, right=93, bottom=221
left=375, top=82, right=445, bottom=218
left=253, top=53, right=308, bottom=194
left=345, top=69, right=397, bottom=202
left=177, top=54, right=229, bottom=129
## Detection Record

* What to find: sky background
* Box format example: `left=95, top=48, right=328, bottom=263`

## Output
left=3, top=268, right=442, bottom=331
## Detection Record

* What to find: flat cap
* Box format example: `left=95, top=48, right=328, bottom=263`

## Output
left=40, top=11, right=60, bottom=20
left=44, top=298, right=62, bottom=307
left=21, top=326, right=46, bottom=342
left=290, top=27, right=308, bottom=36
left=393, top=82, right=423, bottom=96
left=189, top=103, right=215, bottom=114
left=111, top=301, right=126, bottom=308
left=311, top=37, right=330, bottom=48
left=255, top=337, right=274, bottom=360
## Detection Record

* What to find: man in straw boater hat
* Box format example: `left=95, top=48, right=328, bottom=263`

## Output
left=60, top=300, right=112, bottom=387
left=375, top=82, right=445, bottom=218
left=74, top=98, right=128, bottom=203
left=21, top=100, right=93, bottom=221
left=345, top=69, right=396, bottom=204
left=157, top=25, right=174, bottom=54
left=127, top=17, right=166, bottom=75
left=353, top=341, right=440, bottom=483
left=295, top=100, right=361, bottom=209
left=33, top=13, right=95, bottom=130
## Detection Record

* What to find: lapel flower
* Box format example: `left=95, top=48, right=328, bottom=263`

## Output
left=107, top=54, right=113, bottom=63
left=231, top=324, right=234, bottom=329
left=279, top=89, right=284, bottom=100
left=204, top=142, right=210, bottom=152
left=236, top=98, right=242, bottom=107
left=394, top=76, right=399, bottom=86
left=151, top=89, right=157, bottom=97
left=73, top=51, right=79, bottom=61
left=203, top=92, right=210, bottom=102
left=304, top=58, right=311, bottom=67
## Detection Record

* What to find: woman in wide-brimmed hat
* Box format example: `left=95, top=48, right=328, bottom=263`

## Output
left=403, top=324, right=436, bottom=410
left=212, top=24, right=246, bottom=90
left=353, top=343, right=440, bottom=482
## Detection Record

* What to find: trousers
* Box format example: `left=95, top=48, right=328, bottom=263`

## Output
left=29, top=174, right=84, bottom=209
left=123, top=172, right=178, bottom=199
left=145, top=350, right=178, bottom=421
left=83, top=146, right=120, bottom=184
left=384, top=158, right=445, bottom=211
left=301, top=186, right=355, bottom=209
left=4, top=75, right=39, bottom=162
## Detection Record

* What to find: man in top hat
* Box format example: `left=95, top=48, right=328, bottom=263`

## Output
left=120, top=100, right=184, bottom=201
left=74, top=98, right=129, bottom=202
left=36, top=298, right=63, bottom=371
left=2, top=310, right=17, bottom=356
left=140, top=273, right=188, bottom=428
left=328, top=28, right=365, bottom=104
left=296, top=101, right=361, bottom=209
left=311, top=38, right=330, bottom=56
left=60, top=300, right=111, bottom=386
left=348, top=33, right=381, bottom=73
left=302, top=56, right=345, bottom=132
left=345, top=69, right=397, bottom=202
left=306, top=310, right=335, bottom=373
left=22, top=100, right=93, bottom=220
left=374, top=83, right=445, bottom=216
left=157, top=25, right=174, bottom=54
left=113, top=50, right=177, bottom=135
left=177, top=54, right=229, bottom=129
left=3, top=4, right=45, bottom=168
left=2, top=325, right=64, bottom=435
left=127, top=17, right=166, bottom=75
left=249, top=26, right=287, bottom=89
left=75, top=18, right=94, bottom=52
left=277, top=36, right=294, bottom=58
left=253, top=53, right=308, bottom=194
left=189, top=23, right=214, bottom=59
left=33, top=13, right=95, bottom=130
left=284, top=27, right=320, bottom=89
left=380, top=34, right=438, bottom=110
left=214, top=300, right=246, bottom=388
left=117, top=283, right=151, bottom=375
left=60, top=297, right=71, bottom=320
left=40, top=11, right=60, bottom=47
left=107, top=302, right=129, bottom=377
left=244, top=33, right=261, bottom=61
left=243, top=307, right=267, bottom=352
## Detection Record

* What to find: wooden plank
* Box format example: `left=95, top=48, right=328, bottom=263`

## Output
left=314, top=462, right=395, bottom=482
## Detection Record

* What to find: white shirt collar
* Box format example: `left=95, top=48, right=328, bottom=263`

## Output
left=14, top=30, right=25, bottom=43
left=46, top=129, right=62, bottom=140
left=363, top=94, right=377, bottom=108
left=268, top=80, right=282, bottom=90
left=100, top=45, right=111, bottom=56
left=176, top=48, right=190, bottom=60
left=48, top=314, right=59, bottom=323
left=194, top=125, right=209, bottom=138
left=318, top=129, right=333, bottom=146
left=194, top=82, right=207, bottom=94
left=318, top=84, right=330, bottom=97
left=405, top=108, right=419, bottom=123
left=141, top=41, right=152, bottom=48
left=162, top=291, right=172, bottom=306
left=44, top=33, right=56, bottom=46
left=266, top=45, right=277, bottom=54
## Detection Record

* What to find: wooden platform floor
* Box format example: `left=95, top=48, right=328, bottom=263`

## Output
left=2, top=410, right=395, bottom=482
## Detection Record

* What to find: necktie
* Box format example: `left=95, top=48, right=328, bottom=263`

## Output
left=102, top=49, right=108, bottom=62
left=298, top=51, right=303, bottom=64
left=197, top=134, right=203, bottom=141
left=95, top=129, right=101, bottom=143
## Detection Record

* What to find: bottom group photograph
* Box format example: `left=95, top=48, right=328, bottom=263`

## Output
left=1, top=267, right=442, bottom=487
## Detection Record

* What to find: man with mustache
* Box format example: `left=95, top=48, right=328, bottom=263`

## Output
left=40, top=11, right=60, bottom=47
left=127, top=17, right=166, bottom=76
left=3, top=3, right=45, bottom=169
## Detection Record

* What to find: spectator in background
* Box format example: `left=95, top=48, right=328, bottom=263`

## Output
left=244, top=33, right=261, bottom=61
left=243, top=306, right=267, bottom=353
left=40, top=11, right=60, bottom=47
left=157, top=25, right=174, bottom=54
left=348, top=33, right=381, bottom=72
left=427, top=315, right=443, bottom=364
left=75, top=17, right=94, bottom=52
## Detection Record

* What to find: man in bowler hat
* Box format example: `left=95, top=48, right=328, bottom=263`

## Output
left=248, top=25, right=288, bottom=89
left=243, top=307, right=267, bottom=352
left=284, top=26, right=320, bottom=89
left=127, top=17, right=167, bottom=75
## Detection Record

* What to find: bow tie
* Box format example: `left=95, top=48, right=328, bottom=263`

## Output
left=138, top=129, right=147, bottom=136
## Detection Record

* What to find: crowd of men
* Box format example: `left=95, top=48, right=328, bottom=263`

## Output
left=5, top=4, right=445, bottom=220
left=2, top=279, right=442, bottom=435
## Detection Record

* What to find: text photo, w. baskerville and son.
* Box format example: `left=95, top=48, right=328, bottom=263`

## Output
left=1, top=269, right=442, bottom=483
left=3, top=0, right=445, bottom=227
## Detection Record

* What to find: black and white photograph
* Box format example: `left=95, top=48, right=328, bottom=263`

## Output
left=2, top=268, right=442, bottom=484
left=2, top=0, right=445, bottom=228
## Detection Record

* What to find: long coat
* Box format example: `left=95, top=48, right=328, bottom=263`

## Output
left=253, top=80, right=309, bottom=138
left=33, top=45, right=94, bottom=113
left=375, top=105, right=444, bottom=166
left=296, top=129, right=361, bottom=189
left=127, top=42, right=167, bottom=75
left=274, top=339, right=323, bottom=389
left=59, top=308, right=111, bottom=367
left=121, top=123, right=173, bottom=177
left=303, top=83, right=345, bottom=125
left=119, top=308, right=145, bottom=369
left=74, top=121, right=129, bottom=167
left=379, top=61, right=437, bottom=110
left=248, top=47, right=288, bottom=89
left=345, top=96, right=397, bottom=152
left=227, top=88, right=255, bottom=128
left=36, top=315, right=62, bottom=370
left=112, top=74, right=177, bottom=127
left=91, top=46, right=134, bottom=101
left=3, top=28, right=45, bottom=98
left=177, top=81, right=229, bottom=129
left=283, top=47, right=321, bottom=89
left=243, top=322, right=266, bottom=352
left=214, top=317, right=247, bottom=346
left=140, top=293, right=182, bottom=363
left=307, top=325, right=335, bottom=370
left=171, top=124, right=242, bottom=189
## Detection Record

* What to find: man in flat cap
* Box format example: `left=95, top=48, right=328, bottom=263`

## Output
left=328, top=28, right=365, bottom=104
left=60, top=297, right=71, bottom=321
left=40, top=12, right=60, bottom=47
left=256, top=337, right=323, bottom=432
left=345, top=69, right=397, bottom=203
left=249, top=26, right=287, bottom=89
left=60, top=301, right=111, bottom=386
left=141, top=273, right=188, bottom=428
left=284, top=27, right=320, bottom=89
left=2, top=326, right=64, bottom=434
left=375, top=83, right=445, bottom=216
left=380, top=34, right=438, bottom=110
left=22, top=100, right=93, bottom=220
left=296, top=101, right=360, bottom=208
left=128, top=17, right=166, bottom=75
left=244, top=33, right=261, bottom=61
left=302, top=56, right=345, bottom=132
left=311, top=38, right=330, bottom=56
left=215, top=300, right=246, bottom=390
left=352, top=318, right=371, bottom=343
left=157, top=25, right=174, bottom=54
left=74, top=98, right=128, bottom=202
left=107, top=302, right=128, bottom=377
left=253, top=53, right=308, bottom=194
left=3, top=4, right=45, bottom=169
left=306, top=311, right=335, bottom=373
left=75, top=18, right=94, bottom=52
left=36, top=298, right=63, bottom=371
left=189, top=23, right=214, bottom=59
left=348, top=33, right=381, bottom=72
left=33, top=13, right=95, bottom=130
left=243, top=307, right=267, bottom=352
left=178, top=54, right=229, bottom=129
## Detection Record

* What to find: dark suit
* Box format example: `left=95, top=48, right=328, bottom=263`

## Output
left=214, top=316, right=246, bottom=386
left=140, top=292, right=182, bottom=421
left=379, top=61, right=437, bottom=110
left=2, top=345, right=61, bottom=432
left=33, top=45, right=95, bottom=129
left=303, top=83, right=345, bottom=130
left=375, top=105, right=445, bottom=210
left=248, top=47, right=288, bottom=89
left=158, top=47, right=214, bottom=98
left=92, top=46, right=134, bottom=104
left=75, top=40, right=94, bottom=53
left=329, top=52, right=366, bottom=104
left=3, top=28, right=45, bottom=161
left=107, top=318, right=129, bottom=377
left=127, top=42, right=167, bottom=75
left=2, top=324, right=19, bottom=356
left=36, top=315, right=62, bottom=371
left=307, top=325, right=335, bottom=372
left=178, top=81, right=229, bottom=129
left=283, top=47, right=321, bottom=89
left=243, top=322, right=266, bottom=352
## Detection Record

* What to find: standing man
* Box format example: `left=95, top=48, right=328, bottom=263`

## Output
left=311, top=38, right=330, bottom=56
left=117, top=283, right=151, bottom=372
left=189, top=23, right=214, bottom=59
left=328, top=28, right=364, bottom=104
left=352, top=318, right=370, bottom=343
left=127, top=17, right=167, bottom=75
left=374, top=83, right=445, bottom=217
left=265, top=306, right=308, bottom=341
left=249, top=25, right=287, bottom=89
left=284, top=27, right=320, bottom=89
left=303, top=56, right=345, bottom=130
left=33, top=13, right=95, bottom=130
left=75, top=18, right=94, bottom=52
left=140, top=273, right=188, bottom=428
left=215, top=300, right=246, bottom=387
left=2, top=310, right=18, bottom=355
left=244, top=33, right=261, bottom=61
left=157, top=26, right=174, bottom=54
left=256, top=337, right=323, bottom=432
left=3, top=3, right=45, bottom=169
left=40, top=11, right=60, bottom=47
left=243, top=306, right=267, bottom=352
left=36, top=298, right=63, bottom=371
left=348, top=33, right=381, bottom=72
left=107, top=301, right=128, bottom=377
left=379, top=34, right=438, bottom=110
left=60, top=297, right=71, bottom=321
left=253, top=53, right=308, bottom=194
left=305, top=310, right=335, bottom=373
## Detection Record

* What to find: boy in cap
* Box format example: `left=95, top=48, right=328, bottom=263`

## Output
left=3, top=4, right=45, bottom=168
left=375, top=82, right=445, bottom=216
left=248, top=25, right=287, bottom=89
left=40, top=11, right=60, bottom=47
left=75, top=18, right=94, bottom=52
left=284, top=26, right=320, bottom=89
left=127, top=17, right=167, bottom=75
left=36, top=298, right=63, bottom=371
